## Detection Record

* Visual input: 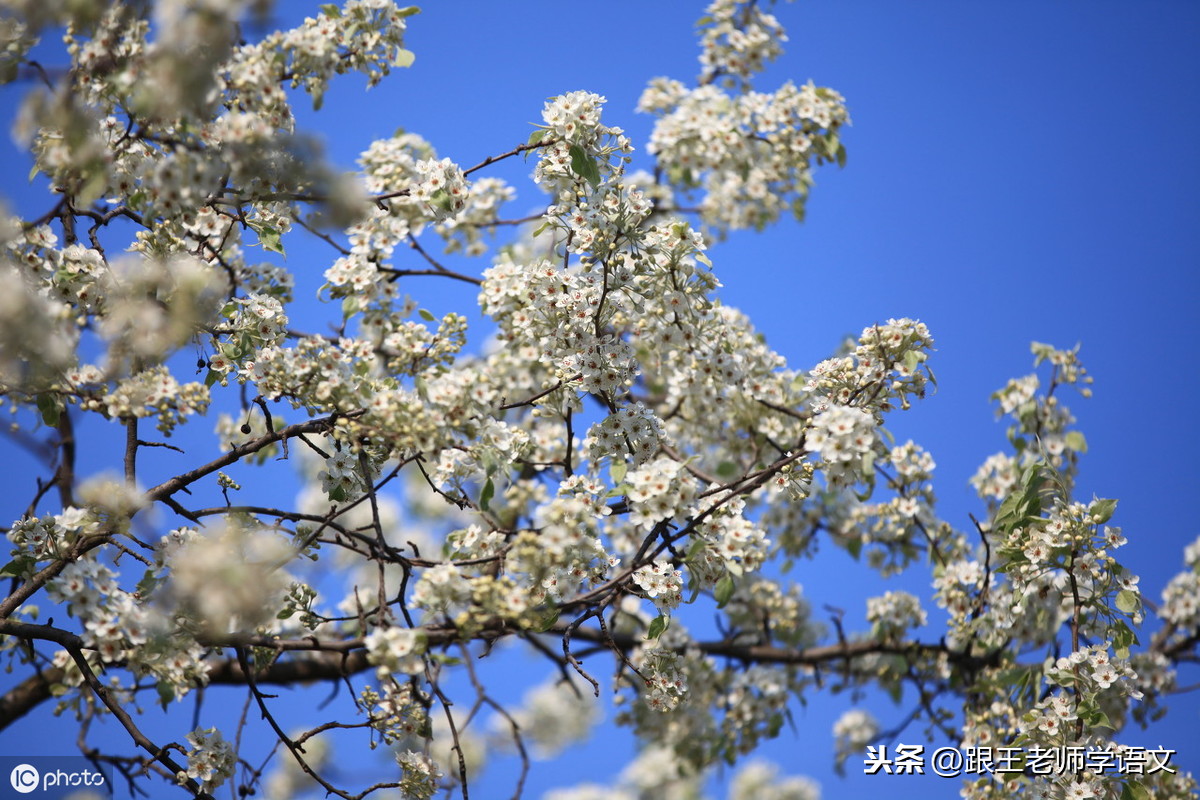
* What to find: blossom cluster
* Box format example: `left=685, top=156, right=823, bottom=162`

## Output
left=833, top=708, right=879, bottom=770
left=506, top=676, right=601, bottom=759
left=364, top=625, right=426, bottom=678
left=1159, top=534, right=1200, bottom=631
left=805, top=318, right=935, bottom=413
left=359, top=682, right=429, bottom=749
left=632, top=560, right=685, bottom=612
left=637, top=648, right=690, bottom=712
left=866, top=590, right=928, bottom=643
left=806, top=404, right=876, bottom=473
left=180, top=727, right=236, bottom=795
left=161, top=521, right=294, bottom=635
left=696, top=0, right=789, bottom=86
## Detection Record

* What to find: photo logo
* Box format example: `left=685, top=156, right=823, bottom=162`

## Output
left=1, top=758, right=111, bottom=798
left=9, top=764, right=40, bottom=794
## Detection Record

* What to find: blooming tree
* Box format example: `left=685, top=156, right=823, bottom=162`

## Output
left=0, top=2, right=1196, bottom=800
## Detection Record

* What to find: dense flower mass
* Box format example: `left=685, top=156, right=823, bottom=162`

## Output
left=0, top=3, right=1194, bottom=800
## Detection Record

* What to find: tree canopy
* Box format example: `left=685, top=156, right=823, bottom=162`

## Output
left=0, top=2, right=1197, bottom=799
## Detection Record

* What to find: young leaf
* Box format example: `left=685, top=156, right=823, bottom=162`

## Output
left=714, top=573, right=735, bottom=608
left=534, top=609, right=560, bottom=633
left=647, top=614, right=668, bottom=640
left=36, top=394, right=60, bottom=427
left=1115, top=589, right=1140, bottom=615
left=156, top=681, right=175, bottom=710
left=258, top=225, right=285, bottom=256
left=1090, top=498, right=1118, bottom=524
left=568, top=144, right=601, bottom=188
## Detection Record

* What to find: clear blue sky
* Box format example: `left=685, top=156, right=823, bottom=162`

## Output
left=1, top=2, right=1198, bottom=799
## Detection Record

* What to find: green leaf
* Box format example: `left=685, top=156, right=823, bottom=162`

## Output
left=824, top=132, right=840, bottom=160
left=534, top=609, right=560, bottom=632
left=204, top=369, right=221, bottom=388
left=428, top=187, right=453, bottom=212
left=393, top=48, right=416, bottom=68
left=79, top=171, right=108, bottom=206
left=609, top=459, right=627, bottom=485
left=418, top=308, right=437, bottom=322
left=902, top=349, right=923, bottom=373
left=859, top=451, right=876, bottom=482
left=846, top=536, right=862, bottom=560
left=258, top=225, right=285, bottom=255
left=527, top=128, right=547, bottom=147
left=1065, top=430, right=1088, bottom=453
left=36, top=394, right=60, bottom=427
left=136, top=569, right=159, bottom=597
left=28, top=163, right=40, bottom=181
left=1086, top=706, right=1114, bottom=730
left=1122, top=781, right=1151, bottom=800
left=320, top=3, right=341, bottom=16
left=1115, top=589, right=1140, bottom=614
left=1112, top=619, right=1139, bottom=659
left=835, top=142, right=848, bottom=168
left=715, top=461, right=738, bottom=479
left=790, top=196, right=807, bottom=223
left=568, top=144, right=601, bottom=188
left=156, top=680, right=175, bottom=709
left=647, top=614, right=667, bottom=640
left=0, top=558, right=31, bottom=578
left=396, top=5, right=421, bottom=17
left=993, top=492, right=1023, bottom=529
left=342, top=295, right=360, bottom=320
left=714, top=573, right=735, bottom=608
left=1090, top=498, right=1118, bottom=524
left=479, top=477, right=494, bottom=511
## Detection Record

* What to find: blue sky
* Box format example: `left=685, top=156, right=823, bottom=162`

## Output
left=2, top=2, right=1199, bottom=798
